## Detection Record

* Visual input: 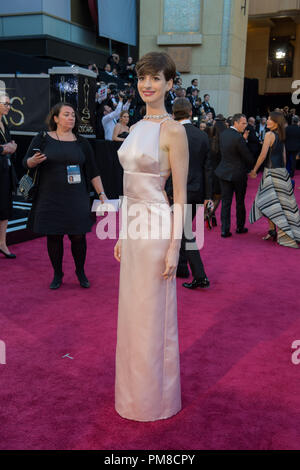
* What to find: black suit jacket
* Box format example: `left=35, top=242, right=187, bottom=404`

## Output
left=285, top=124, right=300, bottom=153
left=203, top=102, right=216, bottom=119
left=186, top=86, right=197, bottom=96
left=166, top=123, right=213, bottom=200
left=215, top=127, right=254, bottom=182
left=246, top=124, right=261, bottom=159
left=165, top=91, right=176, bottom=114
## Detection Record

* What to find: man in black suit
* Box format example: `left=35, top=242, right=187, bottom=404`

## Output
left=215, top=113, right=254, bottom=237
left=166, top=98, right=214, bottom=289
left=188, top=88, right=199, bottom=117
left=165, top=87, right=177, bottom=114
left=285, top=116, right=300, bottom=180
left=246, top=116, right=261, bottom=160
left=203, top=94, right=216, bottom=119
left=186, top=79, right=199, bottom=96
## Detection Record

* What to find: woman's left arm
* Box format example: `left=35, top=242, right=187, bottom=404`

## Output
left=162, top=122, right=188, bottom=280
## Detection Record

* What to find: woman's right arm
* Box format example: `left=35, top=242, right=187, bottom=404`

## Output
left=251, top=132, right=274, bottom=176
left=112, top=124, right=124, bottom=142
left=23, top=135, right=47, bottom=169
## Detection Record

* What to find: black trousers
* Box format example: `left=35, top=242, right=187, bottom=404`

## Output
left=178, top=190, right=206, bottom=280
left=219, top=177, right=247, bottom=233
left=287, top=151, right=298, bottom=178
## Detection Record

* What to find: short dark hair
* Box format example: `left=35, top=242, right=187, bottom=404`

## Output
left=191, top=79, right=198, bottom=84
left=172, top=98, right=192, bottom=121
left=136, top=52, right=176, bottom=82
left=232, top=113, right=246, bottom=124
left=46, top=102, right=80, bottom=134
left=204, top=94, right=210, bottom=99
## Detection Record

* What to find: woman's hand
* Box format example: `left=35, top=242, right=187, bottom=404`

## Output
left=114, top=239, right=121, bottom=262
left=2, top=142, right=17, bottom=155
left=27, top=152, right=47, bottom=168
left=99, top=193, right=107, bottom=204
left=162, top=245, right=179, bottom=281
left=249, top=169, right=257, bottom=179
left=243, top=130, right=250, bottom=140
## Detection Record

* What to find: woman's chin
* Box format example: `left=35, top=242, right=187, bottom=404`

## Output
left=141, top=94, right=158, bottom=103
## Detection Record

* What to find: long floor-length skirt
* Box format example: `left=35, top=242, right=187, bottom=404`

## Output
left=249, top=167, right=300, bottom=248
left=115, top=196, right=181, bottom=421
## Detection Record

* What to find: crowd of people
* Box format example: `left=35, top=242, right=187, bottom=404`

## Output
left=1, top=50, right=300, bottom=425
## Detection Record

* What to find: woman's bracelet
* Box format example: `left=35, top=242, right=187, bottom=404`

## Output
left=98, top=191, right=105, bottom=198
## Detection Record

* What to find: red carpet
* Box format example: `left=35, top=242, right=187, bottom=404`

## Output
left=0, top=172, right=300, bottom=450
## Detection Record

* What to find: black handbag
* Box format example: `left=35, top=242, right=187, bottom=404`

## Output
left=19, top=169, right=39, bottom=202
left=18, top=131, right=47, bottom=202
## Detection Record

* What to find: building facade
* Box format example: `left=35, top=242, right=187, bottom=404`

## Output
left=140, top=0, right=249, bottom=116
left=245, top=0, right=300, bottom=113
left=0, top=0, right=138, bottom=68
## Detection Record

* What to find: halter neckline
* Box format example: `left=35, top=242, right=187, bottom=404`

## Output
left=141, top=117, right=172, bottom=124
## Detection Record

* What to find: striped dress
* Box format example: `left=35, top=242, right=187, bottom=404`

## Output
left=249, top=131, right=300, bottom=248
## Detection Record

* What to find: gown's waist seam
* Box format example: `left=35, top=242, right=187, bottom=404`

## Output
left=124, top=170, right=162, bottom=178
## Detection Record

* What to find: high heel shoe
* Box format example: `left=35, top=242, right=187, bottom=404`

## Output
left=0, top=248, right=16, bottom=259
left=205, top=216, right=212, bottom=230
left=211, top=215, right=217, bottom=227
left=262, top=229, right=277, bottom=241
left=50, top=272, right=64, bottom=289
left=76, top=270, right=90, bottom=288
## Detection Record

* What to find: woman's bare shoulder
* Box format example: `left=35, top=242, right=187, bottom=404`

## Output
left=265, top=130, right=275, bottom=141
left=129, top=121, right=141, bottom=133
left=163, top=119, right=186, bottom=138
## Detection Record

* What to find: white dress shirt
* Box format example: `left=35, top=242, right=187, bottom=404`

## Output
left=102, top=100, right=130, bottom=141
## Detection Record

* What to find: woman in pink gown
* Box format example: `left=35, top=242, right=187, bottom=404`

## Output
left=114, top=52, right=189, bottom=421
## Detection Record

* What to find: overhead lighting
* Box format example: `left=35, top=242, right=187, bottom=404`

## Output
left=275, top=50, right=286, bottom=59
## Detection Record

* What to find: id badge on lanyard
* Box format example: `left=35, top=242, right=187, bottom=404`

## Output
left=67, top=165, right=81, bottom=184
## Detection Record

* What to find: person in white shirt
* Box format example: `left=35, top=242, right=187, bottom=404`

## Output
left=101, top=93, right=131, bottom=141
left=258, top=116, right=267, bottom=142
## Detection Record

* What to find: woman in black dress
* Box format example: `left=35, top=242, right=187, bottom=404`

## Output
left=24, top=102, right=107, bottom=288
left=0, top=93, right=18, bottom=258
left=249, top=111, right=300, bottom=248
left=112, top=110, right=130, bottom=142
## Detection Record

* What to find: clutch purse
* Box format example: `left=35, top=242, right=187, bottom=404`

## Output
left=19, top=169, right=39, bottom=202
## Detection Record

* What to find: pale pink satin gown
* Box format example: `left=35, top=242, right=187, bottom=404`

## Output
left=115, top=118, right=181, bottom=421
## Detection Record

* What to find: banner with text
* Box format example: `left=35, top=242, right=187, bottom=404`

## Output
left=0, top=76, right=50, bottom=133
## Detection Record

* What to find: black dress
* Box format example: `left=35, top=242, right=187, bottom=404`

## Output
left=0, top=121, right=17, bottom=221
left=250, top=131, right=300, bottom=248
left=117, top=131, right=129, bottom=139
left=23, top=134, right=99, bottom=235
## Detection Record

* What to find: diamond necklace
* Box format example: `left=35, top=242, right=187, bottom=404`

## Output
left=143, top=113, right=171, bottom=120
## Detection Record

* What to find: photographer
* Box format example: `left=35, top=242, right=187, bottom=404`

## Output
left=123, top=56, right=136, bottom=82
left=101, top=91, right=131, bottom=141
left=88, top=62, right=99, bottom=80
